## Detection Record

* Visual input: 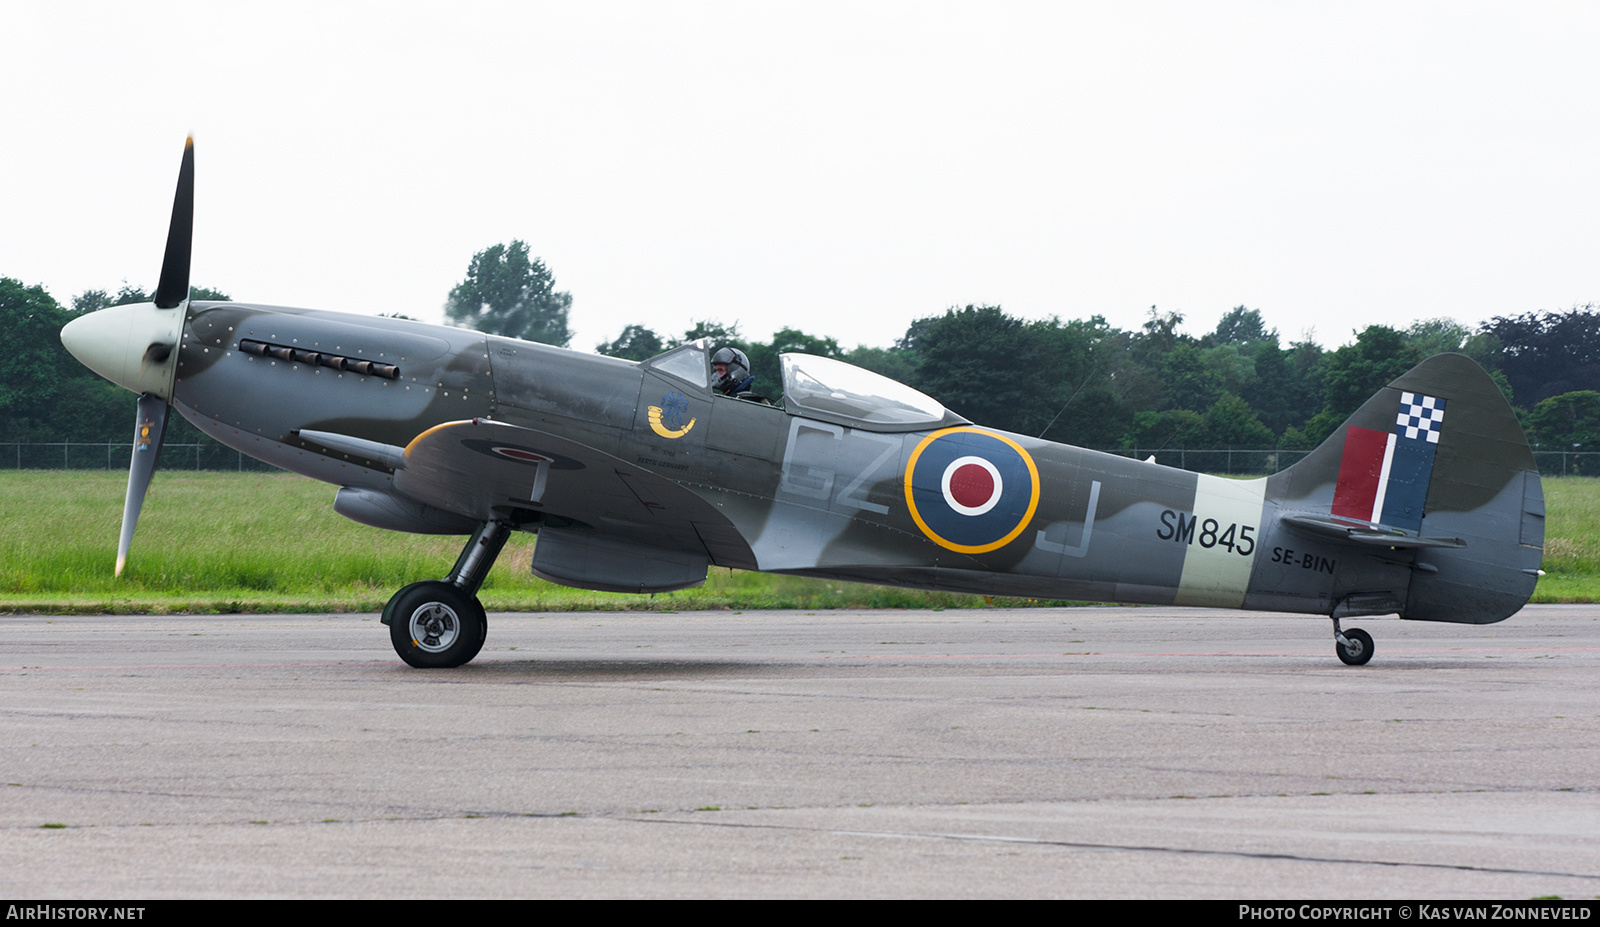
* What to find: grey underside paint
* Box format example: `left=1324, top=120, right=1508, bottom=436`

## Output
left=531, top=528, right=709, bottom=593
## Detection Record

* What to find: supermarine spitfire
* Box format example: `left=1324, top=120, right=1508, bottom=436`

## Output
left=61, top=140, right=1546, bottom=668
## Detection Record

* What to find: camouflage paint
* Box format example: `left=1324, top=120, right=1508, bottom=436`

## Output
left=108, top=296, right=1542, bottom=628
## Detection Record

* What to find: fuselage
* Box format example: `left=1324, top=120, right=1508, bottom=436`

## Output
left=150, top=300, right=1384, bottom=617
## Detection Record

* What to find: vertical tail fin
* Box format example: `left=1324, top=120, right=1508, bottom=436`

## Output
left=1271, top=354, right=1543, bottom=624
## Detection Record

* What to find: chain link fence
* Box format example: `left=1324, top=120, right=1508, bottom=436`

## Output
left=1, top=442, right=281, bottom=472
left=1531, top=451, right=1600, bottom=477
left=1104, top=449, right=1597, bottom=477
left=6, top=441, right=1596, bottom=477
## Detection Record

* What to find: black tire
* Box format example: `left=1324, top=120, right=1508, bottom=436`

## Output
left=388, top=581, right=487, bottom=668
left=1336, top=627, right=1374, bottom=666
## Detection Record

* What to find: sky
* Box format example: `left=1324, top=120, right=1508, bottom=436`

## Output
left=4, top=1, right=1598, bottom=353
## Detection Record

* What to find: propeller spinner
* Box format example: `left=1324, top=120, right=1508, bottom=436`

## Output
left=60, top=137, right=194, bottom=575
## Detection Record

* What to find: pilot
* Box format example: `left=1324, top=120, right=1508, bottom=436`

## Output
left=711, top=346, right=754, bottom=397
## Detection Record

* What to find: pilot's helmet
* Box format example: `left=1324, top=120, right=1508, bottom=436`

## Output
left=711, top=346, right=751, bottom=393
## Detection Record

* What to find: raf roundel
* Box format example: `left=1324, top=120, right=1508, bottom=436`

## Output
left=904, top=428, right=1040, bottom=554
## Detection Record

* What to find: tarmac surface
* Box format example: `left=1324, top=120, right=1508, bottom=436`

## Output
left=2, top=604, right=1598, bottom=899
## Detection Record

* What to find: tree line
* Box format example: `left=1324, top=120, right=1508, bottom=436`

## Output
left=4, top=238, right=1597, bottom=460
left=594, top=304, right=1600, bottom=456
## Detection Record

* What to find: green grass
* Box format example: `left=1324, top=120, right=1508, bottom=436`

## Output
left=2, top=470, right=1594, bottom=612
left=0, top=471, right=1056, bottom=613
left=1531, top=478, right=1600, bottom=602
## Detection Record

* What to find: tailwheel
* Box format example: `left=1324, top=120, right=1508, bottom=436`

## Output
left=1335, top=627, right=1374, bottom=666
left=387, top=581, right=487, bottom=668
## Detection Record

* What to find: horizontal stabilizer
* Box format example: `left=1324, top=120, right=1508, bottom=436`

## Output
left=1279, top=513, right=1466, bottom=549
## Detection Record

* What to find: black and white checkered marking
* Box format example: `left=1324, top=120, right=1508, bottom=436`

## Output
left=1397, top=391, right=1446, bottom=443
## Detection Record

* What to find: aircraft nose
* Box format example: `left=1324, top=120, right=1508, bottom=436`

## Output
left=60, top=302, right=185, bottom=399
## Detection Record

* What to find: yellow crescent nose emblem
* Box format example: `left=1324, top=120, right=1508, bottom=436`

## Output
left=648, top=406, right=696, bottom=439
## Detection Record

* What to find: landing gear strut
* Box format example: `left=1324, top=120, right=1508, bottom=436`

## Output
left=1332, top=617, right=1374, bottom=666
left=384, top=520, right=510, bottom=668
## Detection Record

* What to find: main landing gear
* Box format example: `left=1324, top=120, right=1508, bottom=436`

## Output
left=382, top=520, right=510, bottom=668
left=1332, top=617, right=1374, bottom=666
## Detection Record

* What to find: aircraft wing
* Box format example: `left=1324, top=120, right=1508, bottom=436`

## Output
left=382, top=419, right=750, bottom=592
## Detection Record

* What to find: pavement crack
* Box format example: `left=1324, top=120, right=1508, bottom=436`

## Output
left=616, top=814, right=1600, bottom=883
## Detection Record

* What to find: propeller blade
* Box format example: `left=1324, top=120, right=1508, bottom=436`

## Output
left=116, top=393, right=169, bottom=577
left=151, top=137, right=194, bottom=309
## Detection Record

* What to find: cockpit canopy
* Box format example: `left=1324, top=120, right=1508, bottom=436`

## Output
left=779, top=354, right=964, bottom=431
left=641, top=342, right=965, bottom=432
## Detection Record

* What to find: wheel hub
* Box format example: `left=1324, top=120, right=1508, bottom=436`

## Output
left=408, top=602, right=460, bottom=653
